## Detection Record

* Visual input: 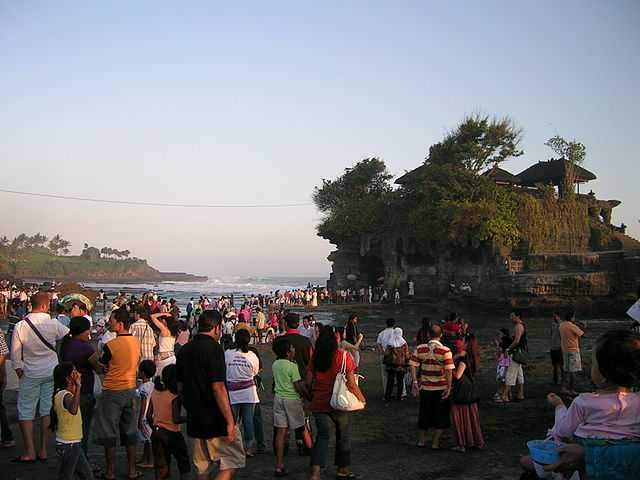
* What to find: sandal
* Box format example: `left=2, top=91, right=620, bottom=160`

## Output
left=336, top=474, right=358, bottom=479
left=274, top=468, right=289, bottom=477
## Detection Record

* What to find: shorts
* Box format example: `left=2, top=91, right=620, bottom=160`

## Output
left=93, top=388, right=139, bottom=447
left=505, top=360, right=524, bottom=386
left=191, top=424, right=245, bottom=474
left=273, top=397, right=305, bottom=429
left=563, top=351, right=582, bottom=373
left=151, top=427, right=191, bottom=477
left=417, top=389, right=450, bottom=430
left=17, top=375, right=54, bottom=421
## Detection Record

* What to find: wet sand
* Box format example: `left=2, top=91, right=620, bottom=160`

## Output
left=0, top=302, right=628, bottom=479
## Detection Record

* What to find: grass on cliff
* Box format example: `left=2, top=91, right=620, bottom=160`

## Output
left=1, top=251, right=152, bottom=277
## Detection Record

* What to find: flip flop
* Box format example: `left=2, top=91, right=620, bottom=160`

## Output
left=36, top=455, right=47, bottom=462
left=126, top=473, right=144, bottom=480
left=416, top=442, right=426, bottom=448
left=99, top=474, right=116, bottom=480
left=11, top=457, right=37, bottom=464
left=274, top=468, right=289, bottom=477
left=431, top=445, right=442, bottom=450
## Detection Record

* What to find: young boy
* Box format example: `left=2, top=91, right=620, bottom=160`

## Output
left=137, top=360, right=156, bottom=468
left=272, top=338, right=312, bottom=477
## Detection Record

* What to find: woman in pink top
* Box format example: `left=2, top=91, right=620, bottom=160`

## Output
left=547, top=330, right=640, bottom=443
left=520, top=330, right=640, bottom=478
left=147, top=364, right=190, bottom=480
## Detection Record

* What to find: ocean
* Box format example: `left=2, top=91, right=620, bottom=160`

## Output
left=84, top=275, right=328, bottom=309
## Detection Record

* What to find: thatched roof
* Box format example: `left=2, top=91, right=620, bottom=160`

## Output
left=482, top=167, right=521, bottom=185
left=394, top=165, right=426, bottom=185
left=517, top=159, right=596, bottom=187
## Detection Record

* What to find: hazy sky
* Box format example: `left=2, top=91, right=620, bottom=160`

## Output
left=1, top=1, right=638, bottom=278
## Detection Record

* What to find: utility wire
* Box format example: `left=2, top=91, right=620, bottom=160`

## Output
left=0, top=188, right=313, bottom=208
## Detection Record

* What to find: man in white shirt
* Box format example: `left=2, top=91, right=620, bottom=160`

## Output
left=299, top=316, right=314, bottom=342
left=376, top=318, right=397, bottom=395
left=11, top=291, right=69, bottom=462
left=70, top=302, right=93, bottom=327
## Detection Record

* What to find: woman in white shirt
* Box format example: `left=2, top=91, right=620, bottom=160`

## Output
left=224, top=329, right=260, bottom=456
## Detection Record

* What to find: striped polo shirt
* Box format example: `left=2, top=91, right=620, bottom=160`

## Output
left=409, top=340, right=454, bottom=391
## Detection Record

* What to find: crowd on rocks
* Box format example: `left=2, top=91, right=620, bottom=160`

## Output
left=0, top=283, right=639, bottom=480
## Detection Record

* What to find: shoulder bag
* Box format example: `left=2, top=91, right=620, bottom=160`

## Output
left=330, top=351, right=365, bottom=412
left=24, top=317, right=57, bottom=355
left=512, top=327, right=529, bottom=365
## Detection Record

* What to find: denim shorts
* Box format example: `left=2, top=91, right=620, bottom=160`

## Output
left=92, top=389, right=139, bottom=447
left=17, top=375, right=54, bottom=421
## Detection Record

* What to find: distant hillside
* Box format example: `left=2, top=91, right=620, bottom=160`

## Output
left=0, top=251, right=206, bottom=283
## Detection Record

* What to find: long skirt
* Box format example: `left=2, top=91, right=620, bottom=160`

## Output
left=451, top=402, right=484, bottom=449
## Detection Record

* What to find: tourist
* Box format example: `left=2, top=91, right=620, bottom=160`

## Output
left=70, top=302, right=93, bottom=328
left=151, top=312, right=178, bottom=376
left=224, top=329, right=260, bottom=457
left=344, top=314, right=360, bottom=347
left=51, top=362, right=93, bottom=480
left=409, top=324, right=454, bottom=449
left=254, top=307, right=266, bottom=343
left=0, top=327, right=15, bottom=448
left=383, top=327, right=410, bottom=401
left=175, top=309, right=245, bottom=479
left=11, top=291, right=69, bottom=463
left=175, top=320, right=190, bottom=353
left=394, top=288, right=400, bottom=304
left=272, top=337, right=312, bottom=477
left=559, top=311, right=587, bottom=395
left=549, top=312, right=564, bottom=386
left=504, top=309, right=527, bottom=402
left=337, top=326, right=362, bottom=368
left=129, top=306, right=156, bottom=363
left=147, top=364, right=190, bottom=480
left=520, top=329, right=640, bottom=478
left=59, top=316, right=102, bottom=466
left=273, top=313, right=313, bottom=380
left=376, top=318, right=396, bottom=394
left=413, top=317, right=430, bottom=346
left=169, top=299, right=180, bottom=321
left=493, top=329, right=511, bottom=403
left=306, top=326, right=366, bottom=480
left=408, top=279, right=415, bottom=298
left=136, top=360, right=156, bottom=469
left=450, top=333, right=484, bottom=452
left=54, top=303, right=70, bottom=328
left=299, top=316, right=314, bottom=342
left=93, top=307, right=142, bottom=480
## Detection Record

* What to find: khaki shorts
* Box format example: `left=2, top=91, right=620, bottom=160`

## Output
left=563, top=351, right=582, bottom=373
left=273, top=397, right=305, bottom=429
left=192, top=425, right=245, bottom=474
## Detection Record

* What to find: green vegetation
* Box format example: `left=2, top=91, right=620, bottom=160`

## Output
left=314, top=114, right=593, bottom=253
left=0, top=234, right=150, bottom=278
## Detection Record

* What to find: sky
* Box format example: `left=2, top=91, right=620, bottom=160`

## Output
left=1, top=1, right=638, bottom=279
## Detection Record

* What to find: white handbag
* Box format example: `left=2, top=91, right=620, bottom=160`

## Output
left=330, top=351, right=364, bottom=412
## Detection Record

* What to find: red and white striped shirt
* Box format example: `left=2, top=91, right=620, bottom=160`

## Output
left=409, top=340, right=454, bottom=391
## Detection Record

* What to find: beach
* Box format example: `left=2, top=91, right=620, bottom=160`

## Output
left=0, top=300, right=628, bottom=479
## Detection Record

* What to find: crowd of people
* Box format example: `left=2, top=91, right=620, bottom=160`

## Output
left=0, top=283, right=638, bottom=480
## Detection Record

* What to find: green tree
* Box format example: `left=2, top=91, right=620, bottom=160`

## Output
left=544, top=135, right=587, bottom=197
left=428, top=113, right=524, bottom=176
left=313, top=158, right=393, bottom=242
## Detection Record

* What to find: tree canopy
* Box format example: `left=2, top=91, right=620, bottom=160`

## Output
left=314, top=115, right=589, bottom=253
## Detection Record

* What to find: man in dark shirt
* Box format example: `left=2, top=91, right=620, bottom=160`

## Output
left=345, top=314, right=360, bottom=347
left=176, top=310, right=244, bottom=479
left=272, top=313, right=312, bottom=378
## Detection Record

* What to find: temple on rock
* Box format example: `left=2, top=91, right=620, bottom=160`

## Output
left=323, top=158, right=640, bottom=315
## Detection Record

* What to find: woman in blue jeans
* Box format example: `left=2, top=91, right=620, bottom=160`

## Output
left=305, top=326, right=366, bottom=480
left=224, top=329, right=260, bottom=456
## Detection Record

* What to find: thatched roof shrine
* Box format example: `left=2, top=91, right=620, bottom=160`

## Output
left=394, top=165, right=426, bottom=185
left=517, top=158, right=596, bottom=187
left=482, top=167, right=521, bottom=185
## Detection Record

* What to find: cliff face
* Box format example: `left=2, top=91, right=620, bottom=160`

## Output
left=326, top=231, right=640, bottom=316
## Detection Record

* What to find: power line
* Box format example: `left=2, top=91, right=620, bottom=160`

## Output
left=0, top=188, right=313, bottom=208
